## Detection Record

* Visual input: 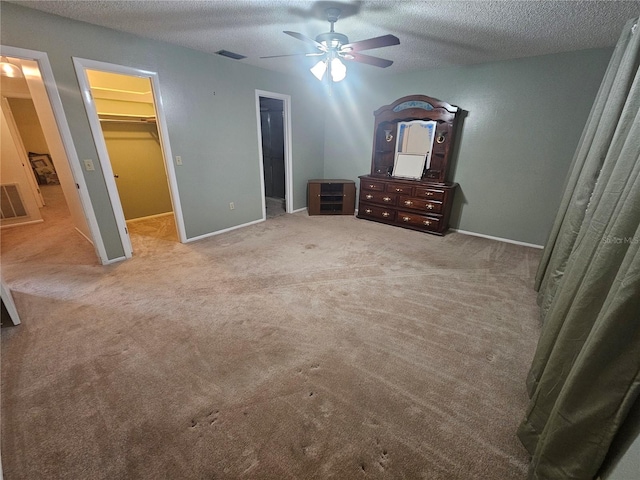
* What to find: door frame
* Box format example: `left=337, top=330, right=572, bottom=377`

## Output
left=0, top=46, right=105, bottom=262
left=73, top=57, right=187, bottom=258
left=1, top=97, right=45, bottom=207
left=254, top=90, right=293, bottom=218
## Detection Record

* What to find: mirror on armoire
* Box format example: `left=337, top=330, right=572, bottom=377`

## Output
left=392, top=120, right=437, bottom=179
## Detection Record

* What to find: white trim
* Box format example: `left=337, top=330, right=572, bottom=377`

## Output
left=1, top=46, right=106, bottom=263
left=72, top=58, right=188, bottom=259
left=292, top=207, right=307, bottom=214
left=72, top=58, right=133, bottom=259
left=451, top=228, right=544, bottom=249
left=126, top=212, right=173, bottom=223
left=1, top=281, right=21, bottom=325
left=185, top=218, right=265, bottom=243
left=255, top=90, right=294, bottom=219
left=101, top=255, right=127, bottom=265
left=74, top=226, right=94, bottom=245
left=0, top=219, right=44, bottom=229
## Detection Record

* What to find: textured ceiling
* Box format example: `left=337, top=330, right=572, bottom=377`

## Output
left=8, top=1, right=640, bottom=78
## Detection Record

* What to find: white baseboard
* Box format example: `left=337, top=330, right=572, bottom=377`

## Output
left=75, top=227, right=94, bottom=245
left=451, top=228, right=544, bottom=249
left=0, top=219, right=44, bottom=229
left=292, top=207, right=307, bottom=214
left=185, top=218, right=265, bottom=243
left=100, top=255, right=127, bottom=265
left=126, top=212, right=173, bottom=223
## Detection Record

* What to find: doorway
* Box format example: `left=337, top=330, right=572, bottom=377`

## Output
left=255, top=90, right=293, bottom=219
left=0, top=53, right=97, bottom=253
left=87, top=69, right=176, bottom=249
left=260, top=97, right=285, bottom=218
left=74, top=58, right=186, bottom=259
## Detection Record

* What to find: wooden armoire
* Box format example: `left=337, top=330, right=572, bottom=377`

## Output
left=357, top=94, right=461, bottom=235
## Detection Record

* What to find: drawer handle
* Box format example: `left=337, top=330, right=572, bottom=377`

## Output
left=426, top=204, right=434, bottom=210
left=382, top=212, right=390, bottom=217
left=369, top=184, right=375, bottom=188
left=423, top=220, right=432, bottom=226
left=364, top=209, right=372, bottom=214
left=395, top=188, right=402, bottom=192
left=365, top=194, right=373, bottom=199
left=404, top=200, right=413, bottom=206
left=402, top=216, right=411, bottom=222
left=383, top=196, right=392, bottom=202
left=426, top=192, right=433, bottom=196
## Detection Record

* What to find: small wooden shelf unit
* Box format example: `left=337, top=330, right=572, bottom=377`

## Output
left=307, top=179, right=356, bottom=215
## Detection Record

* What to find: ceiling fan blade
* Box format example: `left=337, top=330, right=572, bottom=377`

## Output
left=283, top=31, right=327, bottom=51
left=341, top=34, right=400, bottom=52
left=345, top=52, right=393, bottom=68
left=260, top=52, right=325, bottom=59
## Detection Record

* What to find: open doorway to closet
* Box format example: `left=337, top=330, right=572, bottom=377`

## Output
left=255, top=90, right=293, bottom=219
left=86, top=69, right=177, bottom=250
left=74, top=58, right=186, bottom=260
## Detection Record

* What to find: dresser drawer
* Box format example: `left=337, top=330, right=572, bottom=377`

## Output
left=386, top=183, right=413, bottom=195
left=359, top=204, right=396, bottom=222
left=361, top=180, right=386, bottom=192
left=398, top=196, right=443, bottom=214
left=397, top=211, right=441, bottom=232
left=360, top=190, right=397, bottom=206
left=414, top=187, right=445, bottom=201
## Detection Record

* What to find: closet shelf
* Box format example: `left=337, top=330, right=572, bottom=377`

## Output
left=98, top=114, right=156, bottom=124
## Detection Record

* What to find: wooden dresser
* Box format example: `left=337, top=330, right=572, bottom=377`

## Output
left=357, top=95, right=461, bottom=236
left=358, top=177, right=456, bottom=235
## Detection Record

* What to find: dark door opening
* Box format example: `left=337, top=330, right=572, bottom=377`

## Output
left=259, top=97, right=285, bottom=218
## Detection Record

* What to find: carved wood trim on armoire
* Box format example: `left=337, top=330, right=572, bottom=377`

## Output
left=357, top=94, right=461, bottom=235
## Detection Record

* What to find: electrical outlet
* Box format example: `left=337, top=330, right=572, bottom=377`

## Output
left=175, top=156, right=183, bottom=165
left=83, top=159, right=95, bottom=171
left=229, top=202, right=235, bottom=210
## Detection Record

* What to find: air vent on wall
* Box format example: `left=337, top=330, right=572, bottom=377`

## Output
left=0, top=184, right=27, bottom=220
left=216, top=50, right=247, bottom=60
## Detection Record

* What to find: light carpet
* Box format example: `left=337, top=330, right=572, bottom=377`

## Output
left=1, top=185, right=541, bottom=479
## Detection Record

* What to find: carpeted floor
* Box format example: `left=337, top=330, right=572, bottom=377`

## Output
left=1, top=185, right=541, bottom=479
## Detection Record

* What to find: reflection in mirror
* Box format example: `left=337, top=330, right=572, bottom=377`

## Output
left=392, top=120, right=436, bottom=179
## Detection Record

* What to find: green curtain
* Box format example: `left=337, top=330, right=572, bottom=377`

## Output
left=518, top=18, right=640, bottom=480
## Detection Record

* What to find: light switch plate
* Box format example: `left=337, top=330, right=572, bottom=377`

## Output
left=83, top=159, right=95, bottom=171
left=176, top=156, right=183, bottom=165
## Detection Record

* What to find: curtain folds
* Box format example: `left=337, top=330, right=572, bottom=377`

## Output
left=518, top=18, right=640, bottom=480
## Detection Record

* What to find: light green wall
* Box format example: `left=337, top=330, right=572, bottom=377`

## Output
left=323, top=48, right=613, bottom=246
left=602, top=431, right=640, bottom=480
left=1, top=3, right=325, bottom=259
left=1, top=3, right=616, bottom=252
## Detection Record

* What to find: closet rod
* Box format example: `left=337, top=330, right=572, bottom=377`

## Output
left=99, top=117, right=156, bottom=124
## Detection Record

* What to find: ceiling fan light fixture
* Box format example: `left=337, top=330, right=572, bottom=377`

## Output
left=310, top=59, right=328, bottom=81
left=330, top=57, right=347, bottom=82
left=0, top=56, right=23, bottom=78
left=274, top=8, right=399, bottom=85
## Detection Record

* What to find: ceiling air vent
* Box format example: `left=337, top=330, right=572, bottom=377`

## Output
left=216, top=50, right=246, bottom=60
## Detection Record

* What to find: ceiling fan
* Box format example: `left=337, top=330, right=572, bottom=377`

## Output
left=261, top=7, right=400, bottom=83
